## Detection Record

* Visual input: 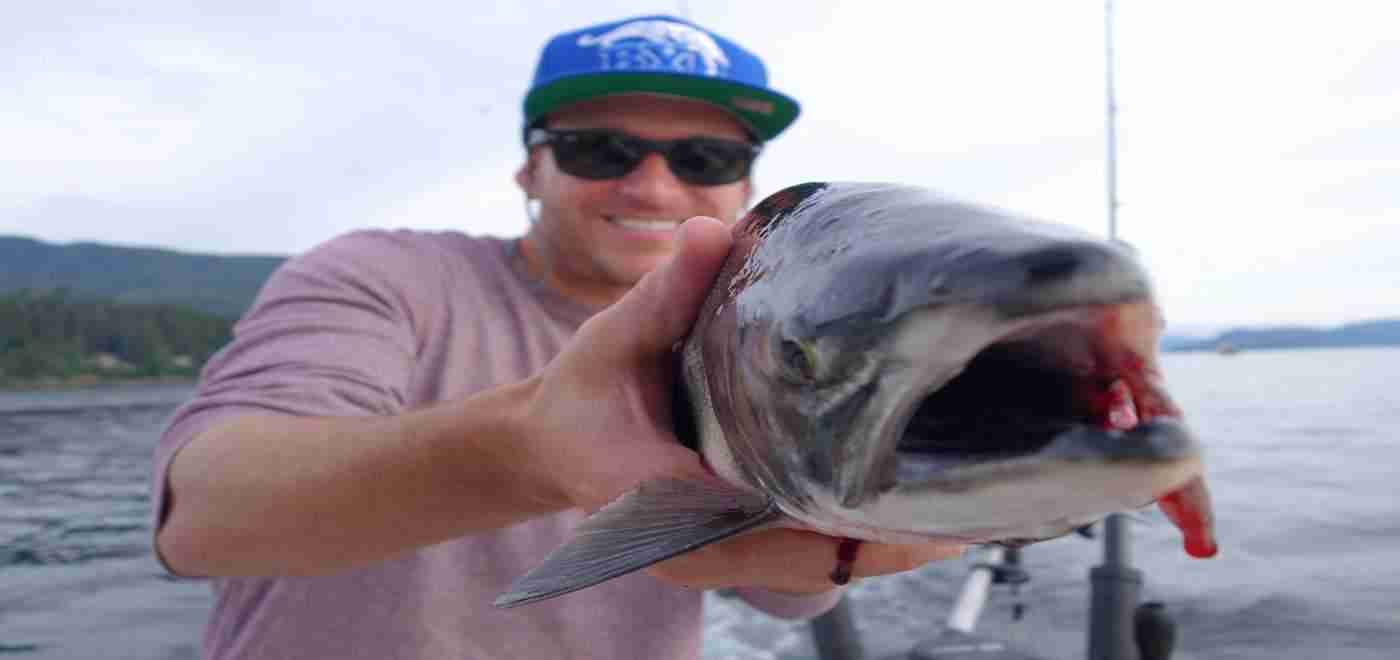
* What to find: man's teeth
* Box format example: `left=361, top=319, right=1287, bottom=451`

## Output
left=610, top=217, right=681, bottom=231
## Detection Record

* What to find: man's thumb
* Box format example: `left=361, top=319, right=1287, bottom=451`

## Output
left=596, top=216, right=733, bottom=358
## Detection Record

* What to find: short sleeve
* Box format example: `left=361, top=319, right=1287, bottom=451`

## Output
left=149, top=229, right=446, bottom=563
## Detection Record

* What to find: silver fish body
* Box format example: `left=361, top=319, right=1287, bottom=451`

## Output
left=496, top=182, right=1216, bottom=609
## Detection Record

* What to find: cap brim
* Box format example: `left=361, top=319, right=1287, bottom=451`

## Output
left=524, top=72, right=800, bottom=142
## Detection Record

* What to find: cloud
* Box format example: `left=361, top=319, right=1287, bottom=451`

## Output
left=1, top=1, right=1395, bottom=325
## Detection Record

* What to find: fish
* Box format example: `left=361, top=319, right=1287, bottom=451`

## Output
left=495, top=182, right=1217, bottom=609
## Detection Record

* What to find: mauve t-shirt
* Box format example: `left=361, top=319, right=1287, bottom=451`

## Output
left=150, top=229, right=838, bottom=659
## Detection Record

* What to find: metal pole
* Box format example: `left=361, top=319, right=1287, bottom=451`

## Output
left=946, top=546, right=1004, bottom=633
left=1105, top=513, right=1129, bottom=569
left=811, top=594, right=865, bottom=660
left=1089, top=516, right=1142, bottom=660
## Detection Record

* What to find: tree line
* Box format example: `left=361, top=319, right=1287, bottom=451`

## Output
left=0, top=289, right=235, bottom=385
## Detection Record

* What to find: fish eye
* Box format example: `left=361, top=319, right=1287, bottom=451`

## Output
left=777, top=338, right=819, bottom=383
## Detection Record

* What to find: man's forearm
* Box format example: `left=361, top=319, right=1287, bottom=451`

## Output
left=156, top=378, right=564, bottom=577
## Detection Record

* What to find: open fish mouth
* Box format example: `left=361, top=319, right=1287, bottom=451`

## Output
left=810, top=303, right=1208, bottom=544
left=891, top=304, right=1191, bottom=481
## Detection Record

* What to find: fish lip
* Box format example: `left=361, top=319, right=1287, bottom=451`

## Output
left=1038, top=417, right=1199, bottom=462
left=895, top=421, right=1202, bottom=514
left=890, top=418, right=1200, bottom=491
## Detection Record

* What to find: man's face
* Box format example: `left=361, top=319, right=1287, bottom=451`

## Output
left=516, top=94, right=753, bottom=305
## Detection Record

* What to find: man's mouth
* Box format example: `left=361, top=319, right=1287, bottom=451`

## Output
left=607, top=216, right=682, bottom=233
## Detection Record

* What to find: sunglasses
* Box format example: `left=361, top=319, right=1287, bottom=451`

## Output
left=526, top=127, right=761, bottom=186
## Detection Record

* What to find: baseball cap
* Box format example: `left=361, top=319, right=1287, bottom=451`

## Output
left=523, top=14, right=801, bottom=143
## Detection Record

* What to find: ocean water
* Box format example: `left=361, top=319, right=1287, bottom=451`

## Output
left=2, top=349, right=1398, bottom=659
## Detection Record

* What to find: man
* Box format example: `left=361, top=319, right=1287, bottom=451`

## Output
left=152, top=14, right=964, bottom=659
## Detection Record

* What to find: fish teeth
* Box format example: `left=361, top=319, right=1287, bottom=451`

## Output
left=1106, top=379, right=1139, bottom=430
left=610, top=217, right=681, bottom=232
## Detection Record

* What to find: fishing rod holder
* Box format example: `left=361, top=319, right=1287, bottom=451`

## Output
left=974, top=546, right=1031, bottom=622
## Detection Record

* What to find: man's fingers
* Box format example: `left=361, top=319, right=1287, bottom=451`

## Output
left=851, top=540, right=967, bottom=577
left=648, top=529, right=833, bottom=593
left=586, top=216, right=733, bottom=361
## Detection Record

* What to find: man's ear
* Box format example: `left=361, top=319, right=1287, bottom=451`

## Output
left=514, top=152, right=540, bottom=197
left=740, top=177, right=755, bottom=217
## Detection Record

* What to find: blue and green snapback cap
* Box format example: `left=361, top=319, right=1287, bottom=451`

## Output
left=523, top=15, right=801, bottom=143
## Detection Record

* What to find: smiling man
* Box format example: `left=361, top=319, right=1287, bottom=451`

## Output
left=152, top=14, right=964, bottom=659
left=514, top=94, right=757, bottom=307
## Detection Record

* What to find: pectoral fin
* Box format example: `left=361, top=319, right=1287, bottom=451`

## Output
left=494, top=478, right=779, bottom=608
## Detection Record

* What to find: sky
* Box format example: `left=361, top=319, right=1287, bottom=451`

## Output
left=3, top=1, right=1396, bottom=329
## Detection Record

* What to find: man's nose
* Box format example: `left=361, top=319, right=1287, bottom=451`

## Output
left=615, top=152, right=688, bottom=205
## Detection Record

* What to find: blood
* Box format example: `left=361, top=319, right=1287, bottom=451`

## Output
left=1082, top=307, right=1166, bottom=427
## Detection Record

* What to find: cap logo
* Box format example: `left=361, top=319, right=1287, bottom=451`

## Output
left=577, top=19, right=731, bottom=77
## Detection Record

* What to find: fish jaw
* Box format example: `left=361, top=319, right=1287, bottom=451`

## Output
left=755, top=298, right=1201, bottom=543
left=823, top=422, right=1203, bottom=543
left=782, top=451, right=1203, bottom=546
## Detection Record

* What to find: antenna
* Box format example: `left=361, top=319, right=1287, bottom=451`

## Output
left=1105, top=0, right=1120, bottom=242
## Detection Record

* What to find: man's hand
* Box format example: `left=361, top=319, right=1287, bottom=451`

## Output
left=514, top=216, right=966, bottom=594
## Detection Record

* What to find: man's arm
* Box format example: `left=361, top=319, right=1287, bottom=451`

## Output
left=157, top=378, right=565, bottom=576
left=156, top=218, right=964, bottom=593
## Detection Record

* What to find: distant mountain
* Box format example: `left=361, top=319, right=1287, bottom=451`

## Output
left=0, top=235, right=286, bottom=319
left=1160, top=333, right=1202, bottom=351
left=1165, top=319, right=1400, bottom=353
left=4, top=234, right=1396, bottom=354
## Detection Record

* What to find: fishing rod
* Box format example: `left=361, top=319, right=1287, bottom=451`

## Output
left=1088, top=3, right=1176, bottom=659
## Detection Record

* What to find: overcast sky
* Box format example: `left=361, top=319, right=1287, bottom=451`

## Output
left=4, top=1, right=1396, bottom=328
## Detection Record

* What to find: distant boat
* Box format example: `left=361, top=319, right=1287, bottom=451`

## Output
left=1215, top=341, right=1240, bottom=355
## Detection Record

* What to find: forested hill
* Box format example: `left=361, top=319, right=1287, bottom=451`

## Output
left=4, top=235, right=1398, bottom=356
left=0, top=235, right=286, bottom=319
left=0, top=289, right=234, bottom=386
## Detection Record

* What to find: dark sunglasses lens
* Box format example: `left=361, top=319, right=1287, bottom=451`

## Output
left=553, top=132, right=641, bottom=180
left=668, top=139, right=751, bottom=185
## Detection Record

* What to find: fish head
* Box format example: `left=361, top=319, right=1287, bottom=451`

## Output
left=685, top=182, right=1215, bottom=553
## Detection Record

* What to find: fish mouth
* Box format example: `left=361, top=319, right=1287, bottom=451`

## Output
left=891, top=304, right=1193, bottom=482
left=813, top=301, right=1210, bottom=545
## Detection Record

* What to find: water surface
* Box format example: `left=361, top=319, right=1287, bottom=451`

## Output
left=3, top=351, right=1398, bottom=659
